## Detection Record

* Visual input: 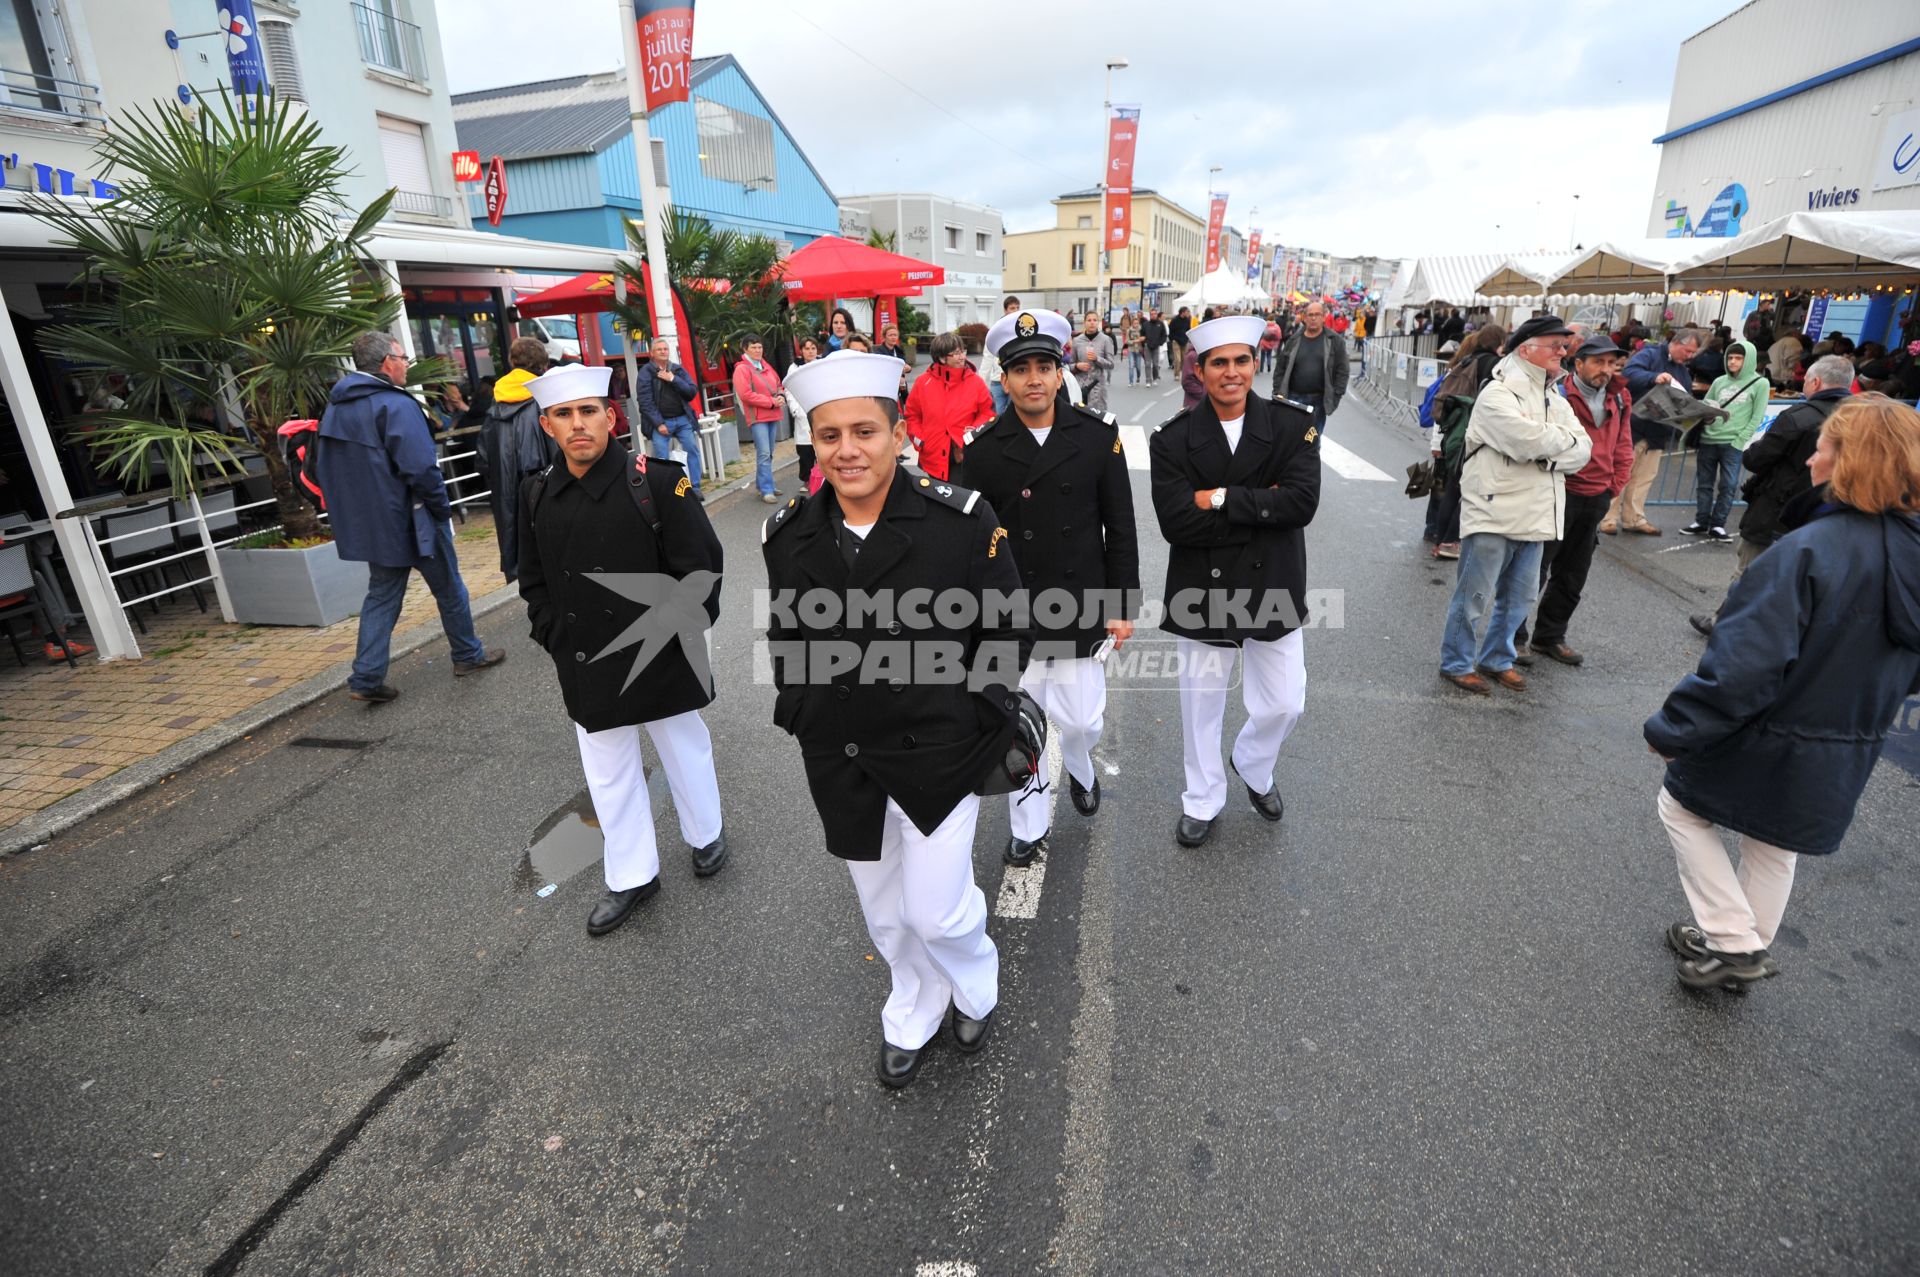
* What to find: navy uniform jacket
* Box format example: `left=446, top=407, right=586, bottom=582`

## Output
left=518, top=439, right=723, bottom=731
left=762, top=467, right=1034, bottom=860
left=1148, top=392, right=1321, bottom=645
left=954, top=402, right=1140, bottom=659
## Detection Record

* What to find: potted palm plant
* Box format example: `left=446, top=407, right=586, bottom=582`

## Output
left=35, top=91, right=426, bottom=627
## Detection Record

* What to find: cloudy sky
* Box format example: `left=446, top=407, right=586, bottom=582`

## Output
left=442, top=0, right=1744, bottom=260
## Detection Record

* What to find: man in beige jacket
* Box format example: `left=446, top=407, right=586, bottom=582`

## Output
left=1437, top=316, right=1593, bottom=695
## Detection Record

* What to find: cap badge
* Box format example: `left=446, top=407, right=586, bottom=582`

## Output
left=1016, top=313, right=1038, bottom=337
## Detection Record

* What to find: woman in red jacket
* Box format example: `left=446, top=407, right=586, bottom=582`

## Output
left=733, top=336, right=786, bottom=504
left=903, top=331, right=994, bottom=481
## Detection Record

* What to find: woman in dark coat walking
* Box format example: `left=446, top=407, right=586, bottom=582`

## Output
left=1645, top=394, right=1920, bottom=989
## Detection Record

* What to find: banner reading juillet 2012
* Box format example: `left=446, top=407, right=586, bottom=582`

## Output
left=1103, top=107, right=1141, bottom=254
left=1205, top=194, right=1228, bottom=273
left=636, top=0, right=696, bottom=111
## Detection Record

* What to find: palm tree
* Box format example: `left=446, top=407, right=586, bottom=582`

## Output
left=34, top=91, right=406, bottom=541
left=609, top=210, right=791, bottom=369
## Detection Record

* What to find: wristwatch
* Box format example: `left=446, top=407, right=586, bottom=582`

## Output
left=1208, top=487, right=1226, bottom=510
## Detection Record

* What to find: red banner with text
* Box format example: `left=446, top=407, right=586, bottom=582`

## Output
left=636, top=0, right=696, bottom=112
left=1102, top=107, right=1140, bottom=253
left=1205, top=194, right=1228, bottom=273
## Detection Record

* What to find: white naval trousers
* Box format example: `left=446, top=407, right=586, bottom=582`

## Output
left=1177, top=632, right=1306, bottom=821
left=1008, top=655, right=1108, bottom=842
left=574, top=710, right=724, bottom=891
left=1658, top=786, right=1799, bottom=954
left=845, top=794, right=999, bottom=1050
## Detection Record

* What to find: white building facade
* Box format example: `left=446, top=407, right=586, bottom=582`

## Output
left=837, top=193, right=1004, bottom=331
left=1647, top=0, right=1920, bottom=238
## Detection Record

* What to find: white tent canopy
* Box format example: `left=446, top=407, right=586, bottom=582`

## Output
left=1669, top=210, right=1920, bottom=291
left=1543, top=239, right=1696, bottom=296
left=1171, top=263, right=1269, bottom=310
left=1474, top=254, right=1577, bottom=299
left=1397, top=251, right=1568, bottom=307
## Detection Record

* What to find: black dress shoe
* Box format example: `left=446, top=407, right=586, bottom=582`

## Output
left=1174, top=814, right=1214, bottom=848
left=877, top=1040, right=925, bottom=1089
left=1230, top=759, right=1284, bottom=822
left=1069, top=774, right=1100, bottom=816
left=586, top=877, right=660, bottom=936
left=690, top=829, right=728, bottom=877
left=952, top=1005, right=994, bottom=1054
left=1004, top=832, right=1046, bottom=867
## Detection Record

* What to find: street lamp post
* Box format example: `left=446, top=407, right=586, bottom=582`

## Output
left=1098, top=56, right=1127, bottom=324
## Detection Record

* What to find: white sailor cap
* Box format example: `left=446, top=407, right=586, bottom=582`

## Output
left=527, top=362, right=613, bottom=410
left=785, top=350, right=907, bottom=416
left=986, top=308, right=1071, bottom=367
left=1188, top=315, right=1267, bottom=356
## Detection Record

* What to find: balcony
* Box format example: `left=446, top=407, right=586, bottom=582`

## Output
left=391, top=189, right=454, bottom=220
left=352, top=3, right=429, bottom=84
left=0, top=66, right=104, bottom=125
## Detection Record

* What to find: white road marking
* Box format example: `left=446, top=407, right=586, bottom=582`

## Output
left=993, top=731, right=1061, bottom=920
left=917, top=1265, right=978, bottom=1277
left=1319, top=437, right=1395, bottom=482
left=1119, top=425, right=1152, bottom=471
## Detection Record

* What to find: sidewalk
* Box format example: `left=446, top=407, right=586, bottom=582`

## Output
left=0, top=441, right=797, bottom=852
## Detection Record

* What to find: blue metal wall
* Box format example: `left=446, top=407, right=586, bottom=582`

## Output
left=471, top=60, right=837, bottom=250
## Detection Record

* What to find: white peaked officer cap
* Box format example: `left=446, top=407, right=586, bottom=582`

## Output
left=527, top=362, right=613, bottom=410
left=1187, top=315, right=1267, bottom=356
left=785, top=350, right=907, bottom=416
left=986, top=308, right=1071, bottom=365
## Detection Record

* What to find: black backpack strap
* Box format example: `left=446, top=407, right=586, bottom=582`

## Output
left=527, top=463, right=553, bottom=522
left=627, top=451, right=664, bottom=536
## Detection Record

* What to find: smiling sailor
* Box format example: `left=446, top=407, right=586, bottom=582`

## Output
left=763, top=350, right=1037, bottom=1089
left=516, top=361, right=729, bottom=939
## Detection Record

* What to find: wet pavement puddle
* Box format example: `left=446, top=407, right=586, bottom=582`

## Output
left=517, top=765, right=662, bottom=896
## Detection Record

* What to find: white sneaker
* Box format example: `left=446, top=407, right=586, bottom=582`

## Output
left=761, top=492, right=780, bottom=504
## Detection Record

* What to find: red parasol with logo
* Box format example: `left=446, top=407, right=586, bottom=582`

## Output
left=771, top=236, right=945, bottom=300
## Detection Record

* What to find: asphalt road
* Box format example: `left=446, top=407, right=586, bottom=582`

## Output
left=4, top=372, right=1917, bottom=1276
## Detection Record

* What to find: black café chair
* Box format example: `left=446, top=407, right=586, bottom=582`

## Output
left=0, top=542, right=77, bottom=668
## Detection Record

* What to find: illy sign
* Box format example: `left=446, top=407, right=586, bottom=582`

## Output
left=451, top=150, right=482, bottom=183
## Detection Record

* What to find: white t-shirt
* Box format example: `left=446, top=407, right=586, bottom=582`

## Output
left=1029, top=427, right=1053, bottom=447
left=1219, top=414, right=1246, bottom=453
left=843, top=520, right=875, bottom=540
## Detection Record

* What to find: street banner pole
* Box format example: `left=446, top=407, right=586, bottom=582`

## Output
left=1102, top=106, right=1140, bottom=321
left=619, top=0, right=691, bottom=361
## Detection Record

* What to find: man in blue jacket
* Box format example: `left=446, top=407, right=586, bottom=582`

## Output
left=1604, top=327, right=1702, bottom=535
left=318, top=332, right=505, bottom=704
left=635, top=336, right=704, bottom=496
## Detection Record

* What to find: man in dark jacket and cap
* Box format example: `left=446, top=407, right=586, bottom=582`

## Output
left=318, top=331, right=504, bottom=705
left=1689, top=354, right=1852, bottom=635
left=518, top=362, right=728, bottom=938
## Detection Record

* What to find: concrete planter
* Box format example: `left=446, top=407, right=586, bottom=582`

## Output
left=215, top=539, right=368, bottom=627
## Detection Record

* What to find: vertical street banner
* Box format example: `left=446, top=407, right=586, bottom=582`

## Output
left=636, top=0, right=697, bottom=112
left=1205, top=194, right=1228, bottom=274
left=1103, top=107, right=1141, bottom=253
left=1246, top=229, right=1263, bottom=284
left=219, top=0, right=270, bottom=97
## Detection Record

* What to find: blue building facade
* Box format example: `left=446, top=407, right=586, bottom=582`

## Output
left=452, top=56, right=838, bottom=254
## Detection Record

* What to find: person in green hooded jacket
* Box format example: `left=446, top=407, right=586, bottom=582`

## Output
left=1685, top=338, right=1771, bottom=540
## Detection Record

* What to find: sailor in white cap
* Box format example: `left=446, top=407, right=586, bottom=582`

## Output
left=516, top=361, right=730, bottom=937
left=1148, top=315, right=1321, bottom=849
left=763, top=351, right=1034, bottom=1089
left=956, top=309, right=1140, bottom=864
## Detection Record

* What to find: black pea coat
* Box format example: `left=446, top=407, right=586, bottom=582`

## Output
left=518, top=440, right=724, bottom=732
left=955, top=402, right=1141, bottom=659
left=762, top=467, right=1034, bottom=860
left=1148, top=392, right=1321, bottom=646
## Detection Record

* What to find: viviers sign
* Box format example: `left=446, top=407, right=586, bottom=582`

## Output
left=1807, top=185, right=1861, bottom=211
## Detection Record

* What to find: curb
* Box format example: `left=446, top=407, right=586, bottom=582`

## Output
left=0, top=451, right=804, bottom=858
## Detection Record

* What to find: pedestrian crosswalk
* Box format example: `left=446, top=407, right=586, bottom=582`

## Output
left=1116, top=426, right=1394, bottom=481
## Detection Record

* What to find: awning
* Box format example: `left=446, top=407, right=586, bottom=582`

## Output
left=1669, top=210, right=1920, bottom=291
left=1397, top=252, right=1563, bottom=307
left=1474, top=254, right=1577, bottom=298
left=1169, top=264, right=1268, bottom=310
left=361, top=222, right=623, bottom=274
left=1543, top=239, right=1696, bottom=295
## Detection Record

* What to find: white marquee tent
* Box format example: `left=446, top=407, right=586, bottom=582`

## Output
left=1170, top=263, right=1269, bottom=310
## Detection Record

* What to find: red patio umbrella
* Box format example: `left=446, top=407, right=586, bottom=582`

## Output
left=511, top=265, right=714, bottom=398
left=772, top=236, right=944, bottom=299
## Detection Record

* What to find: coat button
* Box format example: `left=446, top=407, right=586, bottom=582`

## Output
left=1021, top=488, right=1032, bottom=499
left=844, top=743, right=860, bottom=757
left=1064, top=568, right=1077, bottom=579
left=887, top=621, right=902, bottom=635
left=1022, top=529, right=1034, bottom=540
left=1210, top=568, right=1221, bottom=578
left=889, top=679, right=906, bottom=694
left=835, top=685, right=851, bottom=701
left=1253, top=561, right=1263, bottom=569
left=573, top=651, right=586, bottom=662
left=1061, top=526, right=1072, bottom=536
left=1059, top=482, right=1072, bottom=493
left=604, top=609, right=614, bottom=619
left=562, top=569, right=571, bottom=579
left=565, top=612, right=576, bottom=624
left=1004, top=695, right=1018, bottom=710
left=1259, top=509, right=1270, bottom=519
left=902, top=734, right=916, bottom=748
left=829, top=624, right=845, bottom=637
